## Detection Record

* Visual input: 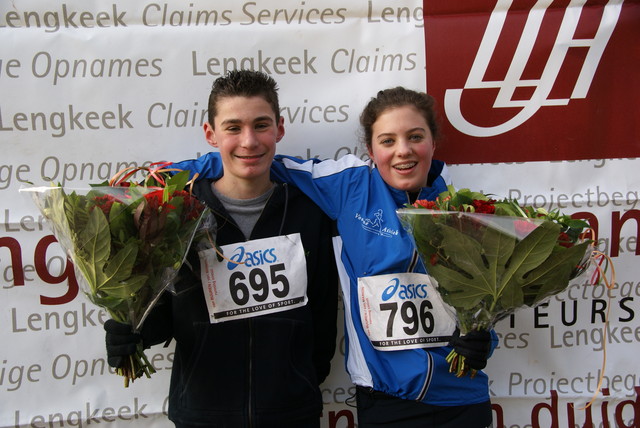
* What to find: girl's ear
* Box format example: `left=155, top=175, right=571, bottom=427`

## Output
left=367, top=145, right=375, bottom=163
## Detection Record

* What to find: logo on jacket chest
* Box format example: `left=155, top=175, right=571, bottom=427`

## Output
left=355, top=209, right=399, bottom=238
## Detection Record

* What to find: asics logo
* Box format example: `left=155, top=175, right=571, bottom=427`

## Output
left=444, top=0, right=623, bottom=137
left=227, top=246, right=277, bottom=270
left=381, top=278, right=429, bottom=301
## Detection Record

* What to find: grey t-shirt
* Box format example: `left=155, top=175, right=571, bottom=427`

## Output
left=211, top=182, right=276, bottom=239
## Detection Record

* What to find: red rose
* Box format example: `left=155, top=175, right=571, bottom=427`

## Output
left=429, top=253, right=439, bottom=266
left=172, top=190, right=204, bottom=221
left=558, top=232, right=573, bottom=248
left=93, top=195, right=116, bottom=216
left=144, top=189, right=164, bottom=204
left=472, top=199, right=496, bottom=214
left=414, top=199, right=438, bottom=209
left=514, top=219, right=538, bottom=237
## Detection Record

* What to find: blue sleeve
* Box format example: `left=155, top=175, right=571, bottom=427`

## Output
left=170, top=152, right=369, bottom=220
left=169, top=152, right=223, bottom=180
left=271, top=154, right=369, bottom=220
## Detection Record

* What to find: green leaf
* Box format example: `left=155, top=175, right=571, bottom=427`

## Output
left=65, top=192, right=89, bottom=233
left=108, top=201, right=136, bottom=245
left=521, top=241, right=592, bottom=306
left=411, top=214, right=441, bottom=256
left=74, top=208, right=111, bottom=291
left=103, top=242, right=138, bottom=283
left=498, top=221, right=561, bottom=307
left=166, top=170, right=190, bottom=192
left=482, top=224, right=516, bottom=288
left=435, top=221, right=520, bottom=308
left=88, top=292, right=126, bottom=309
left=41, top=188, right=73, bottom=247
left=566, top=218, right=590, bottom=229
left=437, top=224, right=492, bottom=286
left=494, top=201, right=527, bottom=217
left=89, top=241, right=149, bottom=301
left=426, top=224, right=496, bottom=309
left=428, top=263, right=487, bottom=309
left=99, top=274, right=149, bottom=299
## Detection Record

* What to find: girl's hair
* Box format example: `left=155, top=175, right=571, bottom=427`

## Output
left=207, top=69, right=280, bottom=126
left=359, top=87, right=440, bottom=150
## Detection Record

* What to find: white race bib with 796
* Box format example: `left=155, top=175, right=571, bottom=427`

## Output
left=199, top=233, right=307, bottom=323
left=358, top=273, right=456, bottom=351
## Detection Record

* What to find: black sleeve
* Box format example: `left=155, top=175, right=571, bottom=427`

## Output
left=308, top=217, right=340, bottom=385
left=138, top=291, right=173, bottom=348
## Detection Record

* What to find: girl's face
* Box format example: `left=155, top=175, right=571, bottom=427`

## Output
left=368, top=105, right=435, bottom=192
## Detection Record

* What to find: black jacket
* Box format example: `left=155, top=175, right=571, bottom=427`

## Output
left=141, top=180, right=339, bottom=427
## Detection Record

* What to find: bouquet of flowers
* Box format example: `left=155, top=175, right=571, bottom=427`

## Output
left=397, top=186, right=596, bottom=377
left=21, top=164, right=209, bottom=386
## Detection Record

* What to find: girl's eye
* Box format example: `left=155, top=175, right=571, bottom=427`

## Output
left=380, top=138, right=394, bottom=145
left=409, top=134, right=424, bottom=141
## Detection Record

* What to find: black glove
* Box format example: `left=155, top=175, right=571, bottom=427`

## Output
left=449, top=329, right=491, bottom=370
left=104, top=319, right=142, bottom=368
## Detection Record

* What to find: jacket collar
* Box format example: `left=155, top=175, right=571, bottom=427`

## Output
left=377, top=159, right=448, bottom=206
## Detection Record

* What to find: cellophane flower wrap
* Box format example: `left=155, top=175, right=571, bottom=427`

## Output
left=21, top=166, right=209, bottom=386
left=397, top=186, right=595, bottom=377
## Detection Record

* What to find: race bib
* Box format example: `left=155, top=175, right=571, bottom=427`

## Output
left=358, top=273, right=456, bottom=351
left=199, top=233, right=308, bottom=323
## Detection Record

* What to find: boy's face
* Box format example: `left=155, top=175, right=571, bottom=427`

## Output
left=204, top=95, right=284, bottom=188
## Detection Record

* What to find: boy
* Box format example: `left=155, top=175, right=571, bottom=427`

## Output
left=105, top=70, right=338, bottom=428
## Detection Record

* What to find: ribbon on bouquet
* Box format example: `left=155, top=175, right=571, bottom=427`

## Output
left=108, top=162, right=243, bottom=267
left=108, top=161, right=200, bottom=194
left=578, top=228, right=616, bottom=410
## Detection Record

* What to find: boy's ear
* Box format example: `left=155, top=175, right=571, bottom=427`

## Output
left=276, top=116, right=285, bottom=143
left=203, top=122, right=217, bottom=148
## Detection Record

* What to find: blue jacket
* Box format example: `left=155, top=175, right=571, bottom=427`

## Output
left=172, top=153, right=495, bottom=406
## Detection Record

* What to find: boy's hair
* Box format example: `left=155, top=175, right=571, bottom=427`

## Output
left=207, top=69, right=280, bottom=126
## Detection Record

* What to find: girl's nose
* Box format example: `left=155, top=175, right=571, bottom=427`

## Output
left=396, top=139, right=412, bottom=157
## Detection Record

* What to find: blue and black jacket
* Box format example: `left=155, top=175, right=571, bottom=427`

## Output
left=173, top=152, right=497, bottom=407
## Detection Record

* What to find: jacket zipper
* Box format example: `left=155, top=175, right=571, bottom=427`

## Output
left=416, top=351, right=434, bottom=401
left=247, top=183, right=285, bottom=427
left=251, top=182, right=288, bottom=238
left=210, top=182, right=286, bottom=425
left=405, top=189, right=434, bottom=402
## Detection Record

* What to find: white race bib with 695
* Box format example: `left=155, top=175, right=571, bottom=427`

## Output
left=199, top=233, right=308, bottom=323
left=358, top=273, right=456, bottom=351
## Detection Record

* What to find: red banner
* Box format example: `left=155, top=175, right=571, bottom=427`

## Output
left=424, top=0, right=640, bottom=164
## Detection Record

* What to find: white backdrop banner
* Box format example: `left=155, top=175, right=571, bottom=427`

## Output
left=1, top=1, right=639, bottom=427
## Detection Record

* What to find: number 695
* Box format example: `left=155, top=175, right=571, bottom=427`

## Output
left=229, top=263, right=289, bottom=306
